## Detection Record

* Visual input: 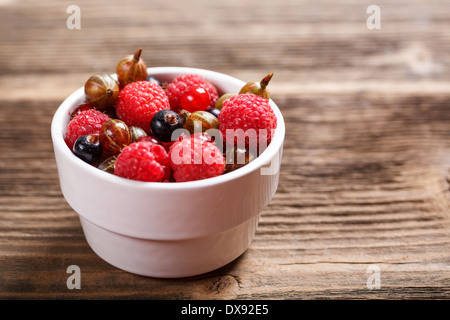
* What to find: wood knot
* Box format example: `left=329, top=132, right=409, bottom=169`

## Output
left=207, top=275, right=241, bottom=294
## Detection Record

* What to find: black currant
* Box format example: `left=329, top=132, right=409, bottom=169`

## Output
left=150, top=110, right=183, bottom=142
left=73, top=133, right=103, bottom=164
left=205, top=108, right=220, bottom=119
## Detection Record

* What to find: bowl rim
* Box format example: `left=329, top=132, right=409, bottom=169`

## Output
left=51, top=66, right=286, bottom=190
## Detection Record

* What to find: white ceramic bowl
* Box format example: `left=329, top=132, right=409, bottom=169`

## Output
left=51, top=67, right=285, bottom=278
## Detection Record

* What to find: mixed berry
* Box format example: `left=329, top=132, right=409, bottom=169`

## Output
left=64, top=48, right=277, bottom=183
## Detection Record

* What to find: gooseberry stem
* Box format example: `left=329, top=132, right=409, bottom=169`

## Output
left=260, top=72, right=273, bottom=89
left=133, top=48, right=142, bottom=62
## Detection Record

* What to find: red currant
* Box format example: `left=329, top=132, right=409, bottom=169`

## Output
left=180, top=85, right=211, bottom=113
left=99, top=119, right=132, bottom=153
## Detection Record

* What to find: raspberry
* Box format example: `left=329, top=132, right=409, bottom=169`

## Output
left=70, top=103, right=94, bottom=120
left=64, top=109, right=110, bottom=150
left=218, top=94, right=277, bottom=148
left=114, top=141, right=171, bottom=182
left=116, top=81, right=170, bottom=133
left=169, top=135, right=225, bottom=182
left=165, top=74, right=219, bottom=112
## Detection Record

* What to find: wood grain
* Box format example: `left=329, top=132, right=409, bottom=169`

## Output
left=0, top=0, right=449, bottom=299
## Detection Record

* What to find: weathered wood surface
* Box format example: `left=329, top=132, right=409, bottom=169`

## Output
left=0, top=0, right=449, bottom=299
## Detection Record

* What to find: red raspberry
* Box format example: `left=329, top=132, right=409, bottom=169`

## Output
left=165, top=74, right=219, bottom=112
left=114, top=141, right=171, bottom=182
left=169, top=135, right=225, bottom=182
left=70, top=103, right=94, bottom=120
left=64, top=109, right=110, bottom=150
left=218, top=94, right=277, bottom=148
left=116, top=81, right=170, bottom=133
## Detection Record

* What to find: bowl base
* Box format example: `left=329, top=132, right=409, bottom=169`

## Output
left=79, top=215, right=259, bottom=278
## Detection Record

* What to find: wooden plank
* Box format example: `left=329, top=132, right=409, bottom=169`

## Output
left=0, top=0, right=449, bottom=300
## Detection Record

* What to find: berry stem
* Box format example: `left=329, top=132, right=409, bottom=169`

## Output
left=165, top=113, right=178, bottom=125
left=260, top=72, right=273, bottom=89
left=88, top=133, right=100, bottom=144
left=179, top=110, right=190, bottom=124
left=133, top=48, right=142, bottom=62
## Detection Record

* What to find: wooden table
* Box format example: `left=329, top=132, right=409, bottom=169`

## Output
left=0, top=0, right=449, bottom=300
